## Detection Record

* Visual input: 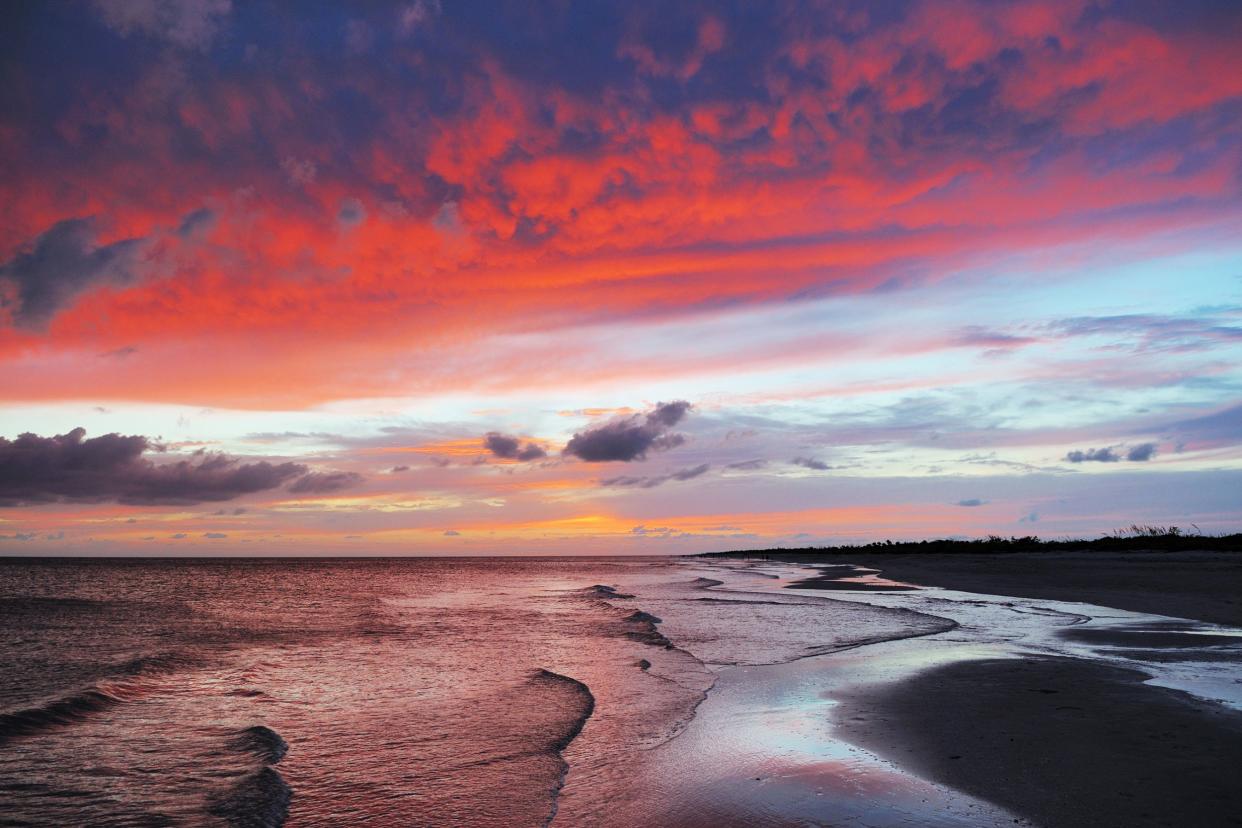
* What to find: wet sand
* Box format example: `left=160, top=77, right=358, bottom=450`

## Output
left=757, top=552, right=1242, bottom=827
left=827, top=551, right=1242, bottom=626
left=834, top=655, right=1242, bottom=828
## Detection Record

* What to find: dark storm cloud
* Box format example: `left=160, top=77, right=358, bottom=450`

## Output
left=0, top=218, right=147, bottom=330
left=1065, top=447, right=1120, bottom=463
left=483, top=432, right=547, bottom=461
left=287, top=471, right=364, bottom=494
left=601, top=463, right=710, bottom=489
left=791, top=457, right=832, bottom=471
left=0, top=428, right=309, bottom=506
left=1126, top=443, right=1158, bottom=462
left=564, top=401, right=692, bottom=462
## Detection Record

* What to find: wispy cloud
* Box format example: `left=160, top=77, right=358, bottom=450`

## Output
left=601, top=464, right=710, bottom=489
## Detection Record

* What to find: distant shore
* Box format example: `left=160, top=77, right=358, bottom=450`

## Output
left=700, top=530, right=1242, bottom=626
left=707, top=549, right=1242, bottom=627
left=700, top=527, right=1242, bottom=558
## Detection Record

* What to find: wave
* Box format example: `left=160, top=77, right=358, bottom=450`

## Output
left=0, top=652, right=197, bottom=746
left=690, top=567, right=961, bottom=663
left=532, top=669, right=596, bottom=753
left=208, top=766, right=292, bottom=828
left=583, top=584, right=634, bottom=599
left=579, top=584, right=675, bottom=649
left=533, top=670, right=595, bottom=828
left=0, top=687, right=125, bottom=745
left=581, top=589, right=719, bottom=749
left=620, top=610, right=674, bottom=649
left=208, top=725, right=293, bottom=827
left=229, top=725, right=289, bottom=764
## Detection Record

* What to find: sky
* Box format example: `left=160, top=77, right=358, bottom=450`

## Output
left=1, top=0, right=1241, bottom=555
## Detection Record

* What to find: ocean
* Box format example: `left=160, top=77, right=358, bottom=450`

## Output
left=11, top=555, right=1232, bottom=827
left=0, top=556, right=956, bottom=827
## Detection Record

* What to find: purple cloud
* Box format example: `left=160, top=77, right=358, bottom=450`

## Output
left=0, top=428, right=309, bottom=506
left=565, top=401, right=692, bottom=462
left=483, top=432, right=547, bottom=461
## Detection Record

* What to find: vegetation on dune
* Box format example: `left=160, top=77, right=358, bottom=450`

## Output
left=700, top=526, right=1242, bottom=557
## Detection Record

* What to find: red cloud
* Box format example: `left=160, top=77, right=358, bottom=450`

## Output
left=2, top=1, right=1240, bottom=405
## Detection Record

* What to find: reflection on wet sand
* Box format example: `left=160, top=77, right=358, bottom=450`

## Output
left=589, top=558, right=1242, bottom=828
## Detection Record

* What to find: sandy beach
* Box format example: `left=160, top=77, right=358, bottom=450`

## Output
left=753, top=552, right=1242, bottom=827
left=829, top=551, right=1242, bottom=627
left=835, top=655, right=1242, bottom=828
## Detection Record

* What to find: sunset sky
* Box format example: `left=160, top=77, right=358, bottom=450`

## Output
left=2, top=0, right=1241, bottom=554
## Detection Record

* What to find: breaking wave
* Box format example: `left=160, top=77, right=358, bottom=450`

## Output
left=534, top=669, right=596, bottom=827
left=0, top=652, right=196, bottom=746
left=208, top=725, right=293, bottom=828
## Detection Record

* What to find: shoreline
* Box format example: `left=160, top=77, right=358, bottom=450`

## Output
left=755, top=550, right=1242, bottom=627
left=678, top=555, right=1242, bottom=827
left=833, top=654, right=1242, bottom=828
left=554, top=559, right=1015, bottom=826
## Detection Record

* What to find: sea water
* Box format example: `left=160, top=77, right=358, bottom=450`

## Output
left=0, top=556, right=956, bottom=827
left=15, top=555, right=1233, bottom=826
